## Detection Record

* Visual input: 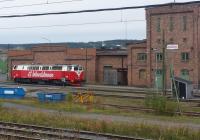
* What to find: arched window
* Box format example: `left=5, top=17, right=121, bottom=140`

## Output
left=139, top=69, right=146, bottom=80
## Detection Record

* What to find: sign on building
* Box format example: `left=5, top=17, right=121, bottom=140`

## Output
left=167, top=44, right=179, bottom=50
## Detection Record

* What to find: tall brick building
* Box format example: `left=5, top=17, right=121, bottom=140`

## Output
left=128, top=1, right=200, bottom=88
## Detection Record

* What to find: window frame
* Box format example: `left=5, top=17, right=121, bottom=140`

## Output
left=181, top=52, right=189, bottom=62
left=139, top=69, right=146, bottom=80
left=156, top=17, right=161, bottom=32
left=137, top=53, right=147, bottom=61
left=156, top=53, right=163, bottom=62
left=183, top=16, right=187, bottom=31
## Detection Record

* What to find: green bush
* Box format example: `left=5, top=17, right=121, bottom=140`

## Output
left=145, top=94, right=177, bottom=115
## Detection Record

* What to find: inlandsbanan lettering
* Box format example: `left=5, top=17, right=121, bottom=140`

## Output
left=28, top=71, right=54, bottom=78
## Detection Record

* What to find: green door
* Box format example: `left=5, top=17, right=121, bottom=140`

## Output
left=180, top=69, right=189, bottom=80
left=155, top=69, right=163, bottom=89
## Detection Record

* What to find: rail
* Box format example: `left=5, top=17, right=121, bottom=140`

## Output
left=0, top=121, right=149, bottom=140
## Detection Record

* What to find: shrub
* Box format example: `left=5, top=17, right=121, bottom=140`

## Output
left=145, top=94, right=177, bottom=115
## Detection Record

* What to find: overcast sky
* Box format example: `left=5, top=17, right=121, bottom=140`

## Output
left=0, top=0, right=198, bottom=44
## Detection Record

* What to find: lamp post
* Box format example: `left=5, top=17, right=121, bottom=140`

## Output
left=162, top=30, right=166, bottom=96
left=85, top=47, right=88, bottom=83
left=41, top=37, right=51, bottom=44
left=153, top=48, right=158, bottom=93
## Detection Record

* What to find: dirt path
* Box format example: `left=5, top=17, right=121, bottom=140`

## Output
left=2, top=102, right=200, bottom=131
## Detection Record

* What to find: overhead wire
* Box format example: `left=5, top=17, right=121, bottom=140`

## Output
left=0, top=0, right=82, bottom=10
left=0, top=19, right=145, bottom=30
left=0, top=0, right=15, bottom=3
left=0, top=1, right=194, bottom=18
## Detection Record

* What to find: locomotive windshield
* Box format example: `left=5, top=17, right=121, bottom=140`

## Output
left=74, top=66, right=78, bottom=71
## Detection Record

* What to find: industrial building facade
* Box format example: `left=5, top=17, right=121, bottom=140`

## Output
left=7, top=1, right=200, bottom=88
left=8, top=46, right=128, bottom=85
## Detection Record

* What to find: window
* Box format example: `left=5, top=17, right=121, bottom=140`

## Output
left=79, top=66, right=83, bottom=71
left=13, top=65, right=17, bottom=70
left=74, top=66, right=78, bottom=71
left=181, top=69, right=189, bottom=75
left=68, top=66, right=72, bottom=71
left=156, top=53, right=163, bottom=61
left=156, top=17, right=161, bottom=32
left=42, top=66, right=49, bottom=70
left=181, top=52, right=189, bottom=61
left=169, top=16, right=174, bottom=31
left=183, top=16, right=187, bottom=31
left=137, top=53, right=147, bottom=61
left=139, top=69, right=146, bottom=80
left=181, top=69, right=189, bottom=80
left=156, top=69, right=163, bottom=75
left=52, top=66, right=62, bottom=70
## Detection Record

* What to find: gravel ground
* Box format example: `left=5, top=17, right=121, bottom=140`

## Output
left=2, top=102, right=200, bottom=131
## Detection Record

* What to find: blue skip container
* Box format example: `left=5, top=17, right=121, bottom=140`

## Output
left=0, top=87, right=25, bottom=99
left=37, top=92, right=66, bottom=102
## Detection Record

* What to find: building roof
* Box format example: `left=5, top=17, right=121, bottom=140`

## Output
left=174, top=77, right=193, bottom=84
left=96, top=49, right=127, bottom=56
left=146, top=1, right=200, bottom=9
left=8, top=50, right=32, bottom=57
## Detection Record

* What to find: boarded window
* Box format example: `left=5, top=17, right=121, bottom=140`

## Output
left=169, top=16, right=174, bottom=31
left=139, top=69, right=146, bottom=80
left=156, top=17, right=161, bottom=32
left=183, top=16, right=187, bottom=31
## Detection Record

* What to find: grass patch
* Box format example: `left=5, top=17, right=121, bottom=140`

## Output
left=0, top=108, right=199, bottom=140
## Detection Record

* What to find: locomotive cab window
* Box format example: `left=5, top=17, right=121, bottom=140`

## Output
left=13, top=65, right=17, bottom=70
left=68, top=66, right=72, bottom=71
left=74, top=66, right=78, bottom=71
left=79, top=66, right=83, bottom=71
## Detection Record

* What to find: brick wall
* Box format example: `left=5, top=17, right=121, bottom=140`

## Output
left=128, top=42, right=148, bottom=87
left=146, top=2, right=200, bottom=88
left=8, top=46, right=97, bottom=83
left=96, top=55, right=127, bottom=84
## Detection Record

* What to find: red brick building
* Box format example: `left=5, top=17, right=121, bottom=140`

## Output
left=128, top=1, right=200, bottom=88
left=8, top=46, right=96, bottom=83
left=127, top=41, right=147, bottom=87
left=8, top=45, right=128, bottom=85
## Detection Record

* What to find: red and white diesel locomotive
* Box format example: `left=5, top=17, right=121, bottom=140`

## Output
left=11, top=64, right=84, bottom=85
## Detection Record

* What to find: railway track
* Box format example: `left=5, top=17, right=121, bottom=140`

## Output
left=0, top=121, right=149, bottom=140
left=99, top=103, right=200, bottom=117
left=1, top=82, right=200, bottom=102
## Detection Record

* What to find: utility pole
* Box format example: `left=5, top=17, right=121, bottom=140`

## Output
left=85, top=48, right=88, bottom=83
left=162, top=30, right=166, bottom=95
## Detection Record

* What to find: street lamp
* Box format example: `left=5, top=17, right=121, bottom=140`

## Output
left=41, top=36, right=51, bottom=44
left=152, top=48, right=159, bottom=93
